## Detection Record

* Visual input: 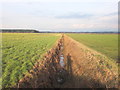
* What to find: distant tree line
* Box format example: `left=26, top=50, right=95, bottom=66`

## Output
left=1, top=29, right=40, bottom=33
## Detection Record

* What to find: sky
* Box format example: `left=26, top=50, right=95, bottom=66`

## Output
left=0, top=0, right=119, bottom=32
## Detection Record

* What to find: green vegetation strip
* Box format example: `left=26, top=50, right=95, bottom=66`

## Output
left=2, top=33, right=60, bottom=88
left=67, top=34, right=118, bottom=60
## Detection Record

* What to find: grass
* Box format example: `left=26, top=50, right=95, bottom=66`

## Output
left=2, top=33, right=60, bottom=88
left=67, top=33, right=118, bottom=60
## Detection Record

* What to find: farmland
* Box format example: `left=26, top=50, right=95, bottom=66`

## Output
left=1, top=33, right=118, bottom=88
left=67, top=34, right=118, bottom=60
left=2, top=33, right=60, bottom=88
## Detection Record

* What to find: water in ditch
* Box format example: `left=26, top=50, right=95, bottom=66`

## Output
left=59, top=54, right=64, bottom=68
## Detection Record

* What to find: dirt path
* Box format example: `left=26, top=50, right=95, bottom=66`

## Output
left=61, top=35, right=118, bottom=88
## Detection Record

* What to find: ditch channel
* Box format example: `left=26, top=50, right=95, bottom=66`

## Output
left=17, top=34, right=68, bottom=88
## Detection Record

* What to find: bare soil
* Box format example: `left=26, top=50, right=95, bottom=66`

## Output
left=15, top=34, right=118, bottom=88
left=62, top=35, right=118, bottom=88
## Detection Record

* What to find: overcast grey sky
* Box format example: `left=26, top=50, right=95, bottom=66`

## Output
left=0, top=0, right=118, bottom=32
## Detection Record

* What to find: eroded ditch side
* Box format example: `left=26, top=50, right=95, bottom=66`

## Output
left=16, top=35, right=66, bottom=88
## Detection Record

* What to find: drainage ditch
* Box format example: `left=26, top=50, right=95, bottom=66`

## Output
left=17, top=35, right=67, bottom=88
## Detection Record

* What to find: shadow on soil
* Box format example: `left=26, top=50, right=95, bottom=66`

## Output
left=60, top=53, right=107, bottom=88
left=67, top=53, right=72, bottom=76
left=17, top=53, right=115, bottom=88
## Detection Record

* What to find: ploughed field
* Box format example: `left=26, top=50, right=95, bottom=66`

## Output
left=67, top=34, right=118, bottom=60
left=2, top=33, right=60, bottom=88
left=2, top=33, right=118, bottom=88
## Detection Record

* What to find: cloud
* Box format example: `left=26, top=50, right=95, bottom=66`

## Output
left=56, top=13, right=93, bottom=19
left=72, top=24, right=94, bottom=29
left=1, top=1, right=118, bottom=32
left=71, top=23, right=117, bottom=30
left=105, top=12, right=117, bottom=16
left=97, top=13, right=117, bottom=24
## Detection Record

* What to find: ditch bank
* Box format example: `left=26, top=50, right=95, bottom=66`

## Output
left=62, top=35, right=118, bottom=88
left=16, top=35, right=67, bottom=88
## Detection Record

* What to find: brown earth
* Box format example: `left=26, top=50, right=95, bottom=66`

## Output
left=62, top=35, right=118, bottom=88
left=15, top=34, right=118, bottom=88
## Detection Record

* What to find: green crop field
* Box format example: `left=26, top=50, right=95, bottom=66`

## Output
left=2, top=33, right=60, bottom=88
left=67, top=34, right=118, bottom=60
